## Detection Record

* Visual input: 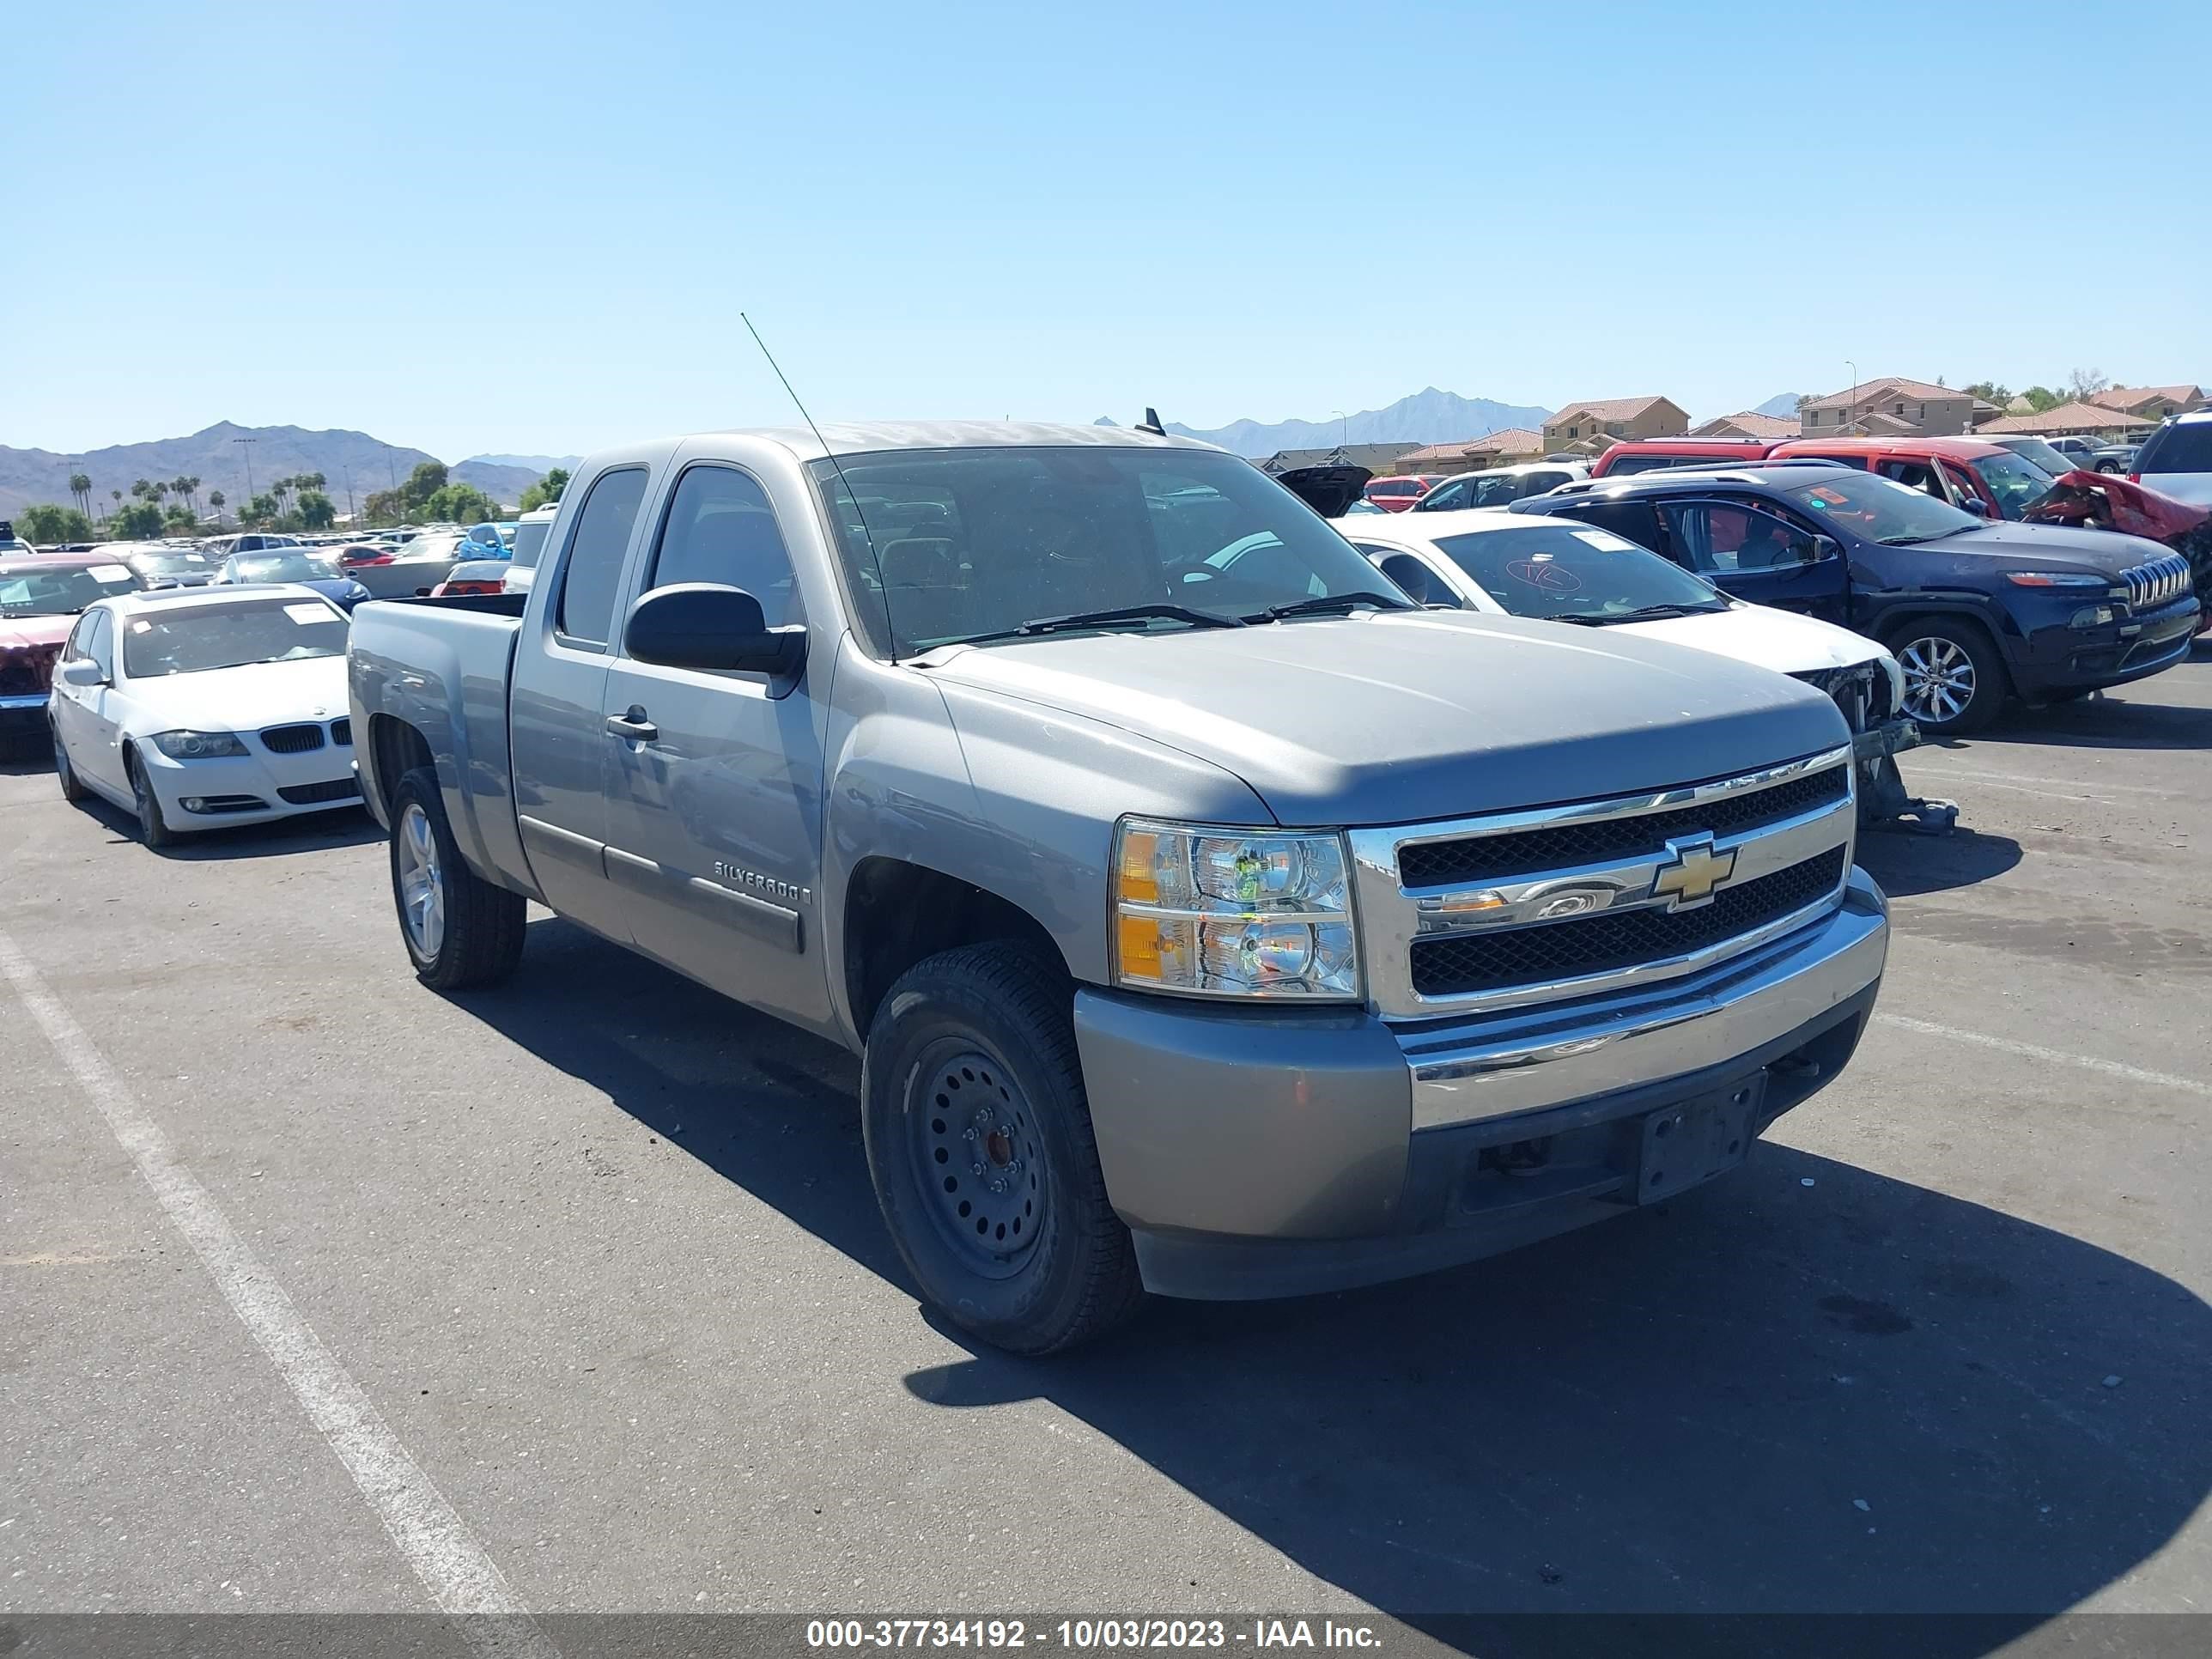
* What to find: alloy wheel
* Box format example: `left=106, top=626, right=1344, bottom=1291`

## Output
left=396, top=801, right=447, bottom=959
left=1899, top=635, right=1976, bottom=726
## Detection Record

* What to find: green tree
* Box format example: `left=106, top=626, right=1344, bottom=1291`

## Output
left=208, top=489, right=227, bottom=523
left=15, top=503, right=95, bottom=543
left=130, top=478, right=153, bottom=500
left=418, top=483, right=499, bottom=525
left=404, top=460, right=448, bottom=502
left=2020, top=386, right=2064, bottom=413
left=1963, top=381, right=2011, bottom=407
left=241, top=492, right=280, bottom=527
left=362, top=487, right=404, bottom=526
left=68, top=471, right=93, bottom=516
left=296, top=489, right=337, bottom=530
left=111, top=501, right=165, bottom=538
left=163, top=503, right=198, bottom=529
left=517, top=465, right=570, bottom=513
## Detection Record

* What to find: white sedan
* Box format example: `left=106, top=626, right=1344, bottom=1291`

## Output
left=48, top=585, right=363, bottom=844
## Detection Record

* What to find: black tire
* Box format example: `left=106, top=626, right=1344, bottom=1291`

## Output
left=52, top=723, right=88, bottom=802
left=388, top=764, right=526, bottom=989
left=124, top=747, right=177, bottom=848
left=862, top=942, right=1143, bottom=1354
left=1887, top=617, right=2008, bottom=736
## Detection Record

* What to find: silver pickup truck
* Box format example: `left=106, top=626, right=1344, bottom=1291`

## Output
left=349, top=422, right=1889, bottom=1352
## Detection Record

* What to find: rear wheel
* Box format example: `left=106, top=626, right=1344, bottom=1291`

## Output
left=1889, top=619, right=2008, bottom=736
left=388, top=765, right=526, bottom=989
left=52, top=723, right=88, bottom=802
left=125, top=747, right=177, bottom=848
left=862, top=943, right=1144, bottom=1354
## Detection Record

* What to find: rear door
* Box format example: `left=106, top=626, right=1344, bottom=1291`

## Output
left=598, top=458, right=831, bottom=1028
left=2133, top=419, right=2212, bottom=506
left=506, top=463, right=655, bottom=942
left=1654, top=496, right=1850, bottom=622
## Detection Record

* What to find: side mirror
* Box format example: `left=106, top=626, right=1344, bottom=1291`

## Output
left=58, top=658, right=106, bottom=688
left=1812, top=535, right=1844, bottom=562
left=624, top=582, right=805, bottom=677
left=1960, top=496, right=1995, bottom=519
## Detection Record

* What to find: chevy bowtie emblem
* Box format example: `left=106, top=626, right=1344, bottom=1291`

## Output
left=1652, top=834, right=1736, bottom=910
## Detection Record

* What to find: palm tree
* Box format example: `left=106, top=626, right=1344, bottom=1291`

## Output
left=208, top=489, right=226, bottom=524
left=131, top=478, right=152, bottom=500
left=69, top=471, right=92, bottom=516
left=185, top=475, right=202, bottom=518
left=109, top=488, right=121, bottom=525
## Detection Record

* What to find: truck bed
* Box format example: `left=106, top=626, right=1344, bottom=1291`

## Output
left=347, top=593, right=537, bottom=899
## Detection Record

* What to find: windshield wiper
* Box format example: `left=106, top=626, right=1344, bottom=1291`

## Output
left=1545, top=603, right=1726, bottom=626
left=1242, top=591, right=1414, bottom=623
left=951, top=603, right=1249, bottom=647
left=1876, top=533, right=1938, bottom=545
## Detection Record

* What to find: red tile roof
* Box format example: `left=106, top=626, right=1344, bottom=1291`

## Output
left=2088, top=384, right=2202, bottom=412
left=1546, top=397, right=1674, bottom=428
left=1802, top=377, right=1961, bottom=410
left=1691, top=411, right=1801, bottom=440
left=1976, top=401, right=2158, bottom=434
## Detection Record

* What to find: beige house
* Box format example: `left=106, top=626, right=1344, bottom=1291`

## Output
left=1393, top=427, right=1547, bottom=476
left=1976, top=401, right=2159, bottom=441
left=1689, top=411, right=1802, bottom=441
left=2088, top=384, right=2205, bottom=422
left=1797, top=377, right=1999, bottom=437
left=1541, top=397, right=1688, bottom=455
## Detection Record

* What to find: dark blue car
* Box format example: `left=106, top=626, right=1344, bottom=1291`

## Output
left=1513, top=462, right=2198, bottom=733
left=218, top=550, right=374, bottom=612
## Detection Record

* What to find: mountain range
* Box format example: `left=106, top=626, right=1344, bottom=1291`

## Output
left=0, top=422, right=556, bottom=520
left=1103, top=388, right=1556, bottom=458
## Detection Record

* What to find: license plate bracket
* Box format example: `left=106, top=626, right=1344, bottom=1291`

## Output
left=1634, top=1074, right=1765, bottom=1204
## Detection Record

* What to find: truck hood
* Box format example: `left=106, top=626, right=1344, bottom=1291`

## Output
left=0, top=615, right=76, bottom=652
left=1936, top=520, right=2172, bottom=574
left=922, top=610, right=1847, bottom=826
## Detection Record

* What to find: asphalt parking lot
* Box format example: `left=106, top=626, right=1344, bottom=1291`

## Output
left=4, top=655, right=2209, bottom=1653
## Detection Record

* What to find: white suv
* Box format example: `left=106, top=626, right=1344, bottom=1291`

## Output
left=2132, top=410, right=2212, bottom=506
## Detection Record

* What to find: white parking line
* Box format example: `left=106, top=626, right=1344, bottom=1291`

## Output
left=0, top=930, right=558, bottom=1658
left=1917, top=763, right=2179, bottom=801
left=1877, top=1013, right=2212, bottom=1100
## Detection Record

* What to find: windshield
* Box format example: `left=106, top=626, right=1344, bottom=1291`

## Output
left=122, top=596, right=349, bottom=678
left=2136, top=421, right=2212, bottom=475
left=229, top=552, right=343, bottom=583
left=134, top=552, right=209, bottom=574
left=0, top=562, right=140, bottom=617
left=1973, top=451, right=2058, bottom=520
left=1784, top=472, right=1979, bottom=544
left=1430, top=525, right=1726, bottom=621
left=809, top=447, right=1408, bottom=655
left=509, top=520, right=552, bottom=568
left=1995, top=437, right=2077, bottom=477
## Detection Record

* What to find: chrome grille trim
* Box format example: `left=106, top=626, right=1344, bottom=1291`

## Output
left=1350, top=745, right=1855, bottom=1020
left=2121, top=553, right=2191, bottom=611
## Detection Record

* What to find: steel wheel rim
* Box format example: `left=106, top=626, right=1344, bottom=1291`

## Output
left=1899, top=636, right=1975, bottom=725
left=396, top=802, right=447, bottom=959
left=907, top=1041, right=1046, bottom=1279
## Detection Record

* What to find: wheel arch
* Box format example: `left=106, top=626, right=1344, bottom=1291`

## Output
left=841, top=856, right=1070, bottom=1043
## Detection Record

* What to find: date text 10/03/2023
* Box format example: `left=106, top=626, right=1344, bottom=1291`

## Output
left=804, top=1620, right=1384, bottom=1650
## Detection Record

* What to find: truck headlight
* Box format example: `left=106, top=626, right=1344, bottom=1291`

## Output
left=1111, top=818, right=1360, bottom=1000
left=149, top=729, right=248, bottom=759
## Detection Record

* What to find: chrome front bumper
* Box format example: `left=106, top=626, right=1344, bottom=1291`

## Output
left=1398, top=867, right=1887, bottom=1131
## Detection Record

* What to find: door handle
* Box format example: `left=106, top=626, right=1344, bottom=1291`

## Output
left=605, top=708, right=659, bottom=743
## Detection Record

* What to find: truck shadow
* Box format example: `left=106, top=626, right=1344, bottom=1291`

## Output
left=452, top=916, right=2212, bottom=1655
left=1853, top=826, right=2021, bottom=897
left=1984, top=694, right=2212, bottom=752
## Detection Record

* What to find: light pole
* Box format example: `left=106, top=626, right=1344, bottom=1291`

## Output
left=342, top=464, right=356, bottom=524
left=1333, top=410, right=1348, bottom=450
left=1844, top=361, right=1858, bottom=436
left=233, top=435, right=257, bottom=505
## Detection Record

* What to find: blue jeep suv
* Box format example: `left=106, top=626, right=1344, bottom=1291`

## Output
left=1513, top=462, right=2198, bottom=733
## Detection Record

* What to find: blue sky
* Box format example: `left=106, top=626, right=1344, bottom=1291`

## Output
left=8, top=1, right=2209, bottom=460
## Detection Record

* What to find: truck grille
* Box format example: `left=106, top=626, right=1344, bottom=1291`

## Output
left=1396, top=764, right=1847, bottom=888
left=1, top=644, right=61, bottom=697
left=2121, top=553, right=2191, bottom=611
left=1409, top=848, right=1847, bottom=997
left=260, top=723, right=327, bottom=754
left=1348, top=748, right=1856, bottom=1019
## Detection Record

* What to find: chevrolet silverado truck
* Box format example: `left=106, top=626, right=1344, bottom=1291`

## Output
left=349, top=422, right=1890, bottom=1352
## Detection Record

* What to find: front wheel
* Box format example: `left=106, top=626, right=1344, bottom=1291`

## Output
left=1889, top=620, right=2008, bottom=736
left=862, top=943, right=1144, bottom=1354
left=52, top=723, right=88, bottom=803
left=125, top=748, right=177, bottom=848
left=388, top=765, right=526, bottom=989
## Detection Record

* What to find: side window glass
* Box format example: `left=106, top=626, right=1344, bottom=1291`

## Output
left=646, top=465, right=799, bottom=627
left=1559, top=501, right=1667, bottom=557
left=1419, top=480, right=1466, bottom=511
left=554, top=467, right=650, bottom=646
left=87, top=611, right=115, bottom=677
left=1376, top=552, right=1441, bottom=605
left=1666, top=502, right=1819, bottom=573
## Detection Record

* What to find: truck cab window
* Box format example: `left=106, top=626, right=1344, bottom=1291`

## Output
left=555, top=466, right=650, bottom=646
left=647, top=465, right=799, bottom=627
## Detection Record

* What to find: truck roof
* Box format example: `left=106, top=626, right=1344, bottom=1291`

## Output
left=698, top=419, right=1224, bottom=461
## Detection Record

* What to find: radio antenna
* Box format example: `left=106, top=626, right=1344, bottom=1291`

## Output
left=739, top=311, right=898, bottom=654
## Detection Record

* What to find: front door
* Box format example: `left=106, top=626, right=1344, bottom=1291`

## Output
left=1656, top=498, right=1850, bottom=623
left=505, top=463, right=654, bottom=942
left=58, top=610, right=133, bottom=795
left=599, top=461, right=830, bottom=1030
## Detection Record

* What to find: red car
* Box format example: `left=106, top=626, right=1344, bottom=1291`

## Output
left=0, top=554, right=148, bottom=754
left=1589, top=439, right=1784, bottom=477
left=1362, top=474, right=1444, bottom=512
left=1767, top=436, right=2057, bottom=521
